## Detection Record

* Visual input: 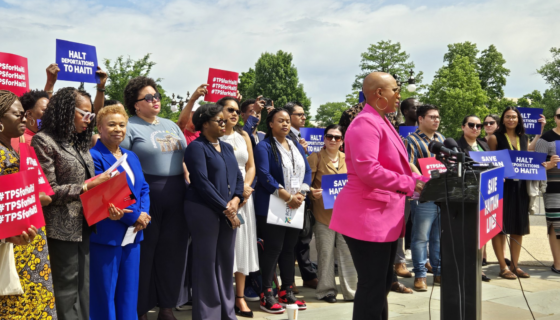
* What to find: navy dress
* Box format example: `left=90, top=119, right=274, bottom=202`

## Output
left=184, top=135, right=244, bottom=320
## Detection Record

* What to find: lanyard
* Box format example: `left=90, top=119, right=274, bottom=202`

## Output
left=287, top=142, right=296, bottom=175
left=505, top=134, right=520, bottom=151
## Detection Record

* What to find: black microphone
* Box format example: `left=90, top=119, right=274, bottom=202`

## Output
left=428, top=140, right=456, bottom=157
left=444, top=138, right=460, bottom=153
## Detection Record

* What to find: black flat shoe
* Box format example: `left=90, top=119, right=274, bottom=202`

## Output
left=551, top=265, right=560, bottom=274
left=481, top=274, right=491, bottom=282
left=320, top=294, right=337, bottom=303
left=235, top=306, right=254, bottom=318
left=482, top=258, right=487, bottom=266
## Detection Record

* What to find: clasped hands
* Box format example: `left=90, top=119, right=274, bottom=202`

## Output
left=224, top=197, right=241, bottom=229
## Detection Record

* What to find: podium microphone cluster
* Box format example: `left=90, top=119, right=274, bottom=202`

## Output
left=428, top=138, right=472, bottom=177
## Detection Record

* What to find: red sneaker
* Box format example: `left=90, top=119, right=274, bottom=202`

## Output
left=278, top=286, right=307, bottom=310
left=260, top=290, right=285, bottom=314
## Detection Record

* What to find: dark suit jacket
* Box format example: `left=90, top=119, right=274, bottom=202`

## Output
left=243, top=116, right=260, bottom=149
left=184, top=135, right=244, bottom=214
left=31, top=131, right=95, bottom=242
left=457, top=136, right=490, bottom=156
left=253, top=137, right=312, bottom=217
left=89, top=141, right=150, bottom=246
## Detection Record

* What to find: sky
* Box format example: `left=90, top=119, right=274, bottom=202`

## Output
left=0, top=0, right=558, bottom=116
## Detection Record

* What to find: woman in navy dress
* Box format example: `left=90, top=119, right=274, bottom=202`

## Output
left=184, top=103, right=244, bottom=320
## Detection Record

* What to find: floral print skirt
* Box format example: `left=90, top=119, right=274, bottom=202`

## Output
left=0, top=227, right=57, bottom=320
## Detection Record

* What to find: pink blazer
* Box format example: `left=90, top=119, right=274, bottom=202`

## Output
left=329, top=104, right=427, bottom=242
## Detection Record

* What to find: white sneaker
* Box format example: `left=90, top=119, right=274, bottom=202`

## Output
left=405, top=249, right=412, bottom=260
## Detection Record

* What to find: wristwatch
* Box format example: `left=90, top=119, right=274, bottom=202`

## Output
left=300, top=183, right=310, bottom=196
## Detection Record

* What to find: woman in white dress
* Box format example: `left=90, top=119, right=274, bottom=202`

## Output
left=217, top=96, right=260, bottom=318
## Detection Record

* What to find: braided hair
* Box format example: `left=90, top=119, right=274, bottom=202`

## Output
left=41, top=87, right=95, bottom=151
left=0, top=90, right=19, bottom=118
left=264, top=108, right=290, bottom=164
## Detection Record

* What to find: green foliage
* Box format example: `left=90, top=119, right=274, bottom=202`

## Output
left=103, top=54, right=177, bottom=121
left=443, top=42, right=479, bottom=66
left=345, top=90, right=360, bottom=108
left=538, top=48, right=560, bottom=87
left=478, top=45, right=510, bottom=100
left=239, top=51, right=312, bottom=131
left=315, top=102, right=347, bottom=127
left=352, top=40, right=423, bottom=91
left=423, top=56, right=489, bottom=138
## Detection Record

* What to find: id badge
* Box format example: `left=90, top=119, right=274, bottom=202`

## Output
left=291, top=177, right=300, bottom=189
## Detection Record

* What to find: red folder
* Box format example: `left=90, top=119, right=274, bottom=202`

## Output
left=80, top=172, right=136, bottom=226
left=19, top=144, right=55, bottom=196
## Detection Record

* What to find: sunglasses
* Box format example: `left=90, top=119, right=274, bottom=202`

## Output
left=135, top=92, right=161, bottom=103
left=555, top=114, right=560, bottom=119
left=325, top=134, right=342, bottom=142
left=75, top=108, right=95, bottom=122
left=211, top=119, right=226, bottom=126
left=227, top=108, right=240, bottom=115
left=467, top=122, right=483, bottom=130
left=483, top=121, right=496, bottom=126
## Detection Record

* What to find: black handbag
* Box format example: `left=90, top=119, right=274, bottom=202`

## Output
left=300, top=201, right=315, bottom=238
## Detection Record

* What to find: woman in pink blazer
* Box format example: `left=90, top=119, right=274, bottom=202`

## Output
left=330, top=72, right=426, bottom=320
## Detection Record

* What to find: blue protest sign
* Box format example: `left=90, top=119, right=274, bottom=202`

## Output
left=56, top=39, right=98, bottom=83
left=399, top=126, right=417, bottom=138
left=478, top=167, right=504, bottom=248
left=300, top=128, right=324, bottom=154
left=470, top=150, right=515, bottom=178
left=359, top=91, right=365, bottom=103
left=556, top=141, right=560, bottom=169
left=517, top=107, right=543, bottom=135
left=509, top=150, right=546, bottom=180
left=321, top=173, right=347, bottom=210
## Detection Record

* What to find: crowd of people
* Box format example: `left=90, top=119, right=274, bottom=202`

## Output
left=1, top=64, right=560, bottom=320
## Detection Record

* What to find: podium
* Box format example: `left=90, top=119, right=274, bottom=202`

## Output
left=419, top=167, right=504, bottom=320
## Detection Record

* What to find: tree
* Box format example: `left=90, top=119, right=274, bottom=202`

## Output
left=443, top=42, right=479, bottom=66
left=538, top=47, right=560, bottom=88
left=423, top=56, right=488, bottom=138
left=240, top=50, right=312, bottom=130
left=478, top=45, right=510, bottom=100
left=103, top=54, right=177, bottom=121
left=315, top=102, right=347, bottom=127
left=352, top=40, right=423, bottom=91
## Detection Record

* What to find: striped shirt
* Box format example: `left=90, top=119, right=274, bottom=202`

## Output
left=406, top=129, right=445, bottom=167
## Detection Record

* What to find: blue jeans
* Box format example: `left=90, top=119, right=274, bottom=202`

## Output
left=411, top=201, right=441, bottom=278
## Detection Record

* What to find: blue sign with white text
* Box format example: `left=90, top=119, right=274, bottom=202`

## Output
left=399, top=126, right=417, bottom=138
left=321, top=174, right=348, bottom=210
left=300, top=128, right=324, bottom=154
left=509, top=150, right=546, bottom=180
left=470, top=150, right=515, bottom=178
left=56, top=39, right=98, bottom=83
left=517, top=107, right=543, bottom=135
left=555, top=141, right=560, bottom=169
left=478, top=167, right=504, bottom=248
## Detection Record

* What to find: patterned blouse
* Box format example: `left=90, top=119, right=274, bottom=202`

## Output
left=0, top=144, right=58, bottom=320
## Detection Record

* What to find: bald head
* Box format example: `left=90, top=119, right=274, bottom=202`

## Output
left=363, top=72, right=396, bottom=101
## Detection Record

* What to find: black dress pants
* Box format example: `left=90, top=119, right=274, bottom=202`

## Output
left=256, top=215, right=300, bottom=290
left=344, top=235, right=398, bottom=320
left=295, top=227, right=317, bottom=281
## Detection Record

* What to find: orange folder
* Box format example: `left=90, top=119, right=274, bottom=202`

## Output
left=80, top=172, right=136, bottom=226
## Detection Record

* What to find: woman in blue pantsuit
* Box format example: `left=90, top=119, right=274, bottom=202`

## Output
left=184, top=103, right=244, bottom=320
left=89, top=105, right=152, bottom=320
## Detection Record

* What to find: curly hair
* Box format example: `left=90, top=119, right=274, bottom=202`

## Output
left=41, top=87, right=95, bottom=151
left=123, top=76, right=158, bottom=115
left=19, top=90, right=49, bottom=112
left=0, top=90, right=19, bottom=118
left=192, top=104, right=223, bottom=132
left=97, top=104, right=129, bottom=127
left=104, top=99, right=123, bottom=107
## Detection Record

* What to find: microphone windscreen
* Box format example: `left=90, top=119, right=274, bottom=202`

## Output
left=444, top=138, right=459, bottom=150
left=428, top=140, right=443, bottom=154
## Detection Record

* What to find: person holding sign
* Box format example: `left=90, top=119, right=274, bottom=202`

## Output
left=535, top=108, right=560, bottom=274
left=184, top=104, right=244, bottom=320
left=31, top=87, right=113, bottom=320
left=487, top=106, right=532, bottom=279
left=0, top=90, right=57, bottom=319
left=254, top=108, right=311, bottom=313
left=120, top=76, right=188, bottom=320
left=330, top=73, right=426, bottom=320
left=89, top=105, right=152, bottom=320
left=307, top=124, right=357, bottom=303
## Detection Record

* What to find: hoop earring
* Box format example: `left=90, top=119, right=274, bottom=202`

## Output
left=0, top=123, right=3, bottom=133
left=29, top=117, right=35, bottom=127
left=375, top=96, right=389, bottom=111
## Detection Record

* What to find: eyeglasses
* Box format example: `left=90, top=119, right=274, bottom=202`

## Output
left=483, top=121, right=496, bottom=126
left=75, top=108, right=95, bottom=122
left=325, top=134, right=342, bottom=142
left=467, top=122, right=483, bottom=130
left=292, top=113, right=306, bottom=118
left=505, top=115, right=518, bottom=120
left=227, top=108, right=240, bottom=115
left=211, top=119, right=226, bottom=126
left=555, top=114, right=560, bottom=119
left=135, top=92, right=161, bottom=103
left=426, top=115, right=440, bottom=121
